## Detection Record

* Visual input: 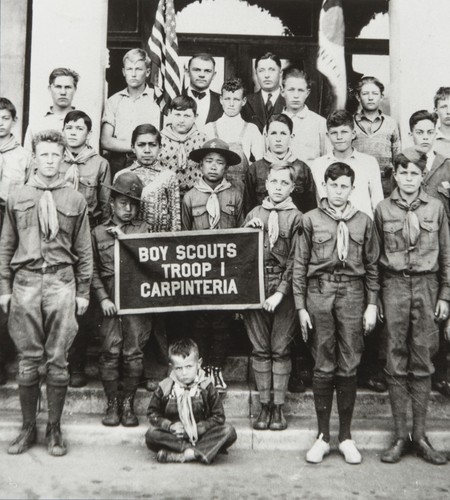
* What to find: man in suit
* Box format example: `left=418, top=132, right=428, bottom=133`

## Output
left=184, top=53, right=223, bottom=132
left=242, top=52, right=285, bottom=133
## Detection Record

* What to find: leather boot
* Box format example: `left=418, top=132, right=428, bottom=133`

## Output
left=46, top=421, right=67, bottom=456
left=157, top=449, right=187, bottom=463
left=8, top=384, right=40, bottom=455
left=253, top=403, right=271, bottom=430
left=414, top=436, right=447, bottom=465
left=381, top=437, right=411, bottom=463
left=102, top=380, right=120, bottom=426
left=269, top=404, right=287, bottom=431
left=121, top=377, right=140, bottom=427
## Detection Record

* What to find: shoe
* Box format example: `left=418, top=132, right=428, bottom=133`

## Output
left=46, top=421, right=67, bottom=457
left=413, top=436, right=447, bottom=465
left=156, top=449, right=186, bottom=463
left=432, top=380, right=450, bottom=397
left=69, top=372, right=87, bottom=388
left=288, top=375, right=306, bottom=393
left=121, top=395, right=139, bottom=427
left=364, top=377, right=387, bottom=393
left=306, top=434, right=330, bottom=464
left=338, top=439, right=362, bottom=464
left=253, top=403, right=271, bottom=430
left=102, top=397, right=121, bottom=426
left=381, top=437, right=410, bottom=463
left=269, top=404, right=287, bottom=431
left=7, top=422, right=37, bottom=455
left=212, top=367, right=227, bottom=392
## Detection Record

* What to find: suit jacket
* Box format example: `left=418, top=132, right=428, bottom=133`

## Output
left=242, top=90, right=285, bottom=133
left=423, top=153, right=450, bottom=222
left=180, top=88, right=223, bottom=125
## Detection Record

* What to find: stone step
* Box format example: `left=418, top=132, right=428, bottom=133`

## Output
left=2, top=381, right=450, bottom=420
left=1, top=412, right=449, bottom=452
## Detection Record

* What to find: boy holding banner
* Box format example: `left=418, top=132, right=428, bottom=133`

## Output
left=91, top=172, right=153, bottom=427
left=243, top=163, right=302, bottom=431
left=182, top=139, right=243, bottom=391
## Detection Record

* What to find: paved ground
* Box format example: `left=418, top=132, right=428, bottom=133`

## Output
left=1, top=443, right=450, bottom=499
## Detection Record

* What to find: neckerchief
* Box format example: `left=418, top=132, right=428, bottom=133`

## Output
left=261, top=196, right=297, bottom=249
left=195, top=177, right=231, bottom=229
left=63, top=145, right=97, bottom=190
left=0, top=135, right=20, bottom=181
left=27, top=175, right=69, bottom=242
left=161, top=125, right=199, bottom=171
left=393, top=193, right=422, bottom=249
left=320, top=198, right=358, bottom=264
left=263, top=148, right=297, bottom=165
left=169, top=368, right=207, bottom=446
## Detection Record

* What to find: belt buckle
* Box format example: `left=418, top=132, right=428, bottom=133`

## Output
left=402, top=270, right=410, bottom=278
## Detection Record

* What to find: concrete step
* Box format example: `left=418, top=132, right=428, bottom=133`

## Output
left=2, top=381, right=450, bottom=420
left=1, top=412, right=449, bottom=452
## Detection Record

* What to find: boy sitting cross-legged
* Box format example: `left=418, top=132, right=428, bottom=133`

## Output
left=145, top=338, right=237, bottom=464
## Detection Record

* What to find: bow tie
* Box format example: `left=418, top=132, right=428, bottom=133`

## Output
left=192, top=90, right=207, bottom=100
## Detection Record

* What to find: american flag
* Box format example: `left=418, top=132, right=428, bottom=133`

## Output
left=148, top=0, right=182, bottom=109
left=317, top=0, right=347, bottom=109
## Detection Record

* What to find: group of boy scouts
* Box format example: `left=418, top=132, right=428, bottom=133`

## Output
left=0, top=46, right=449, bottom=467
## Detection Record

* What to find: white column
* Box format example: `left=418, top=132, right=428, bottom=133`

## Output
left=28, top=0, right=109, bottom=148
left=390, top=0, right=450, bottom=144
left=0, top=0, right=28, bottom=140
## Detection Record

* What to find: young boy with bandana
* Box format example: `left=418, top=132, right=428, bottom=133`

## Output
left=293, top=162, right=379, bottom=465
left=182, top=139, right=243, bottom=391
left=145, top=338, right=237, bottom=464
left=0, top=130, right=92, bottom=457
left=243, top=163, right=302, bottom=431
left=375, top=150, right=450, bottom=466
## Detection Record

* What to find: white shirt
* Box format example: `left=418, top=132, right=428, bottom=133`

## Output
left=311, top=149, right=384, bottom=219
left=204, top=115, right=264, bottom=161
left=426, top=151, right=437, bottom=172
left=187, top=87, right=211, bottom=132
left=261, top=88, right=281, bottom=106
left=24, top=107, right=74, bottom=152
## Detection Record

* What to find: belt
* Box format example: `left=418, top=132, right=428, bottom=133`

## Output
left=265, top=265, right=284, bottom=274
left=25, top=263, right=71, bottom=275
left=314, top=272, right=362, bottom=283
left=383, top=269, right=437, bottom=279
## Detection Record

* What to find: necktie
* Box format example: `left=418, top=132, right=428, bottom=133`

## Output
left=266, top=93, right=273, bottom=116
left=192, top=90, right=207, bottom=100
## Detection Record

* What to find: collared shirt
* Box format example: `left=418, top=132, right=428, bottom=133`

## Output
left=422, top=153, right=450, bottom=225
left=0, top=141, right=32, bottom=206
left=283, top=106, right=330, bottom=164
left=0, top=184, right=92, bottom=298
left=187, top=87, right=211, bottom=130
left=292, top=204, right=380, bottom=310
left=261, top=88, right=281, bottom=106
left=204, top=115, right=264, bottom=161
left=91, top=218, right=149, bottom=303
left=24, top=107, right=75, bottom=152
left=182, top=181, right=244, bottom=231
left=426, top=151, right=436, bottom=172
left=311, top=149, right=384, bottom=219
left=374, top=189, right=450, bottom=301
left=434, top=128, right=450, bottom=159
left=244, top=205, right=302, bottom=296
left=102, top=85, right=161, bottom=144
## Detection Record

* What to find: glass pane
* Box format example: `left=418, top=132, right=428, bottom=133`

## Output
left=108, top=0, right=139, bottom=33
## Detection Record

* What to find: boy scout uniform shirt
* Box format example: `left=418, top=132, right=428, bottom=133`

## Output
left=0, top=184, right=92, bottom=299
left=244, top=205, right=302, bottom=296
left=181, top=183, right=244, bottom=230
left=91, top=218, right=149, bottom=303
left=293, top=206, right=380, bottom=310
left=374, top=188, right=450, bottom=302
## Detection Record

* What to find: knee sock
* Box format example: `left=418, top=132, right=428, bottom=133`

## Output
left=312, top=376, right=334, bottom=442
left=410, top=376, right=431, bottom=442
left=19, top=384, right=40, bottom=425
left=336, top=376, right=357, bottom=442
left=253, top=359, right=272, bottom=404
left=386, top=376, right=409, bottom=440
left=272, top=360, right=291, bottom=405
left=46, top=384, right=67, bottom=424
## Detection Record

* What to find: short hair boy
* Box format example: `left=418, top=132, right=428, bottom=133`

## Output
left=92, top=172, right=153, bottom=427
left=244, top=163, right=302, bottom=431
left=182, top=139, right=243, bottom=390
left=281, top=67, right=330, bottom=164
left=145, top=338, right=237, bottom=464
left=312, top=110, right=384, bottom=219
left=24, top=67, right=79, bottom=151
left=0, top=130, right=93, bottom=457
left=433, top=87, right=450, bottom=158
left=353, top=76, right=401, bottom=197
left=204, top=78, right=264, bottom=188
left=101, top=48, right=161, bottom=177
left=245, top=113, right=316, bottom=214
left=293, top=162, right=380, bottom=465
left=375, top=149, right=450, bottom=466
left=159, top=96, right=206, bottom=199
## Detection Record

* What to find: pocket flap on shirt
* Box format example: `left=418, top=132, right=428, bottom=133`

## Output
left=383, top=221, right=403, bottom=233
left=312, top=231, right=332, bottom=244
left=420, top=220, right=439, bottom=232
left=349, top=232, right=364, bottom=245
left=56, top=206, right=81, bottom=218
left=221, top=205, right=236, bottom=216
left=192, top=205, right=207, bottom=217
left=98, top=240, right=115, bottom=251
left=79, top=178, right=98, bottom=188
left=14, top=200, right=35, bottom=211
left=437, top=185, right=450, bottom=198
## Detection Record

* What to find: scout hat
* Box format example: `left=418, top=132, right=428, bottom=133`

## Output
left=399, top=147, right=427, bottom=171
left=189, top=138, right=241, bottom=166
left=103, top=172, right=144, bottom=202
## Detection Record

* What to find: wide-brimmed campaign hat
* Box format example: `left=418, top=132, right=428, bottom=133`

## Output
left=399, top=147, right=427, bottom=172
left=189, top=138, right=241, bottom=166
left=102, top=171, right=143, bottom=201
